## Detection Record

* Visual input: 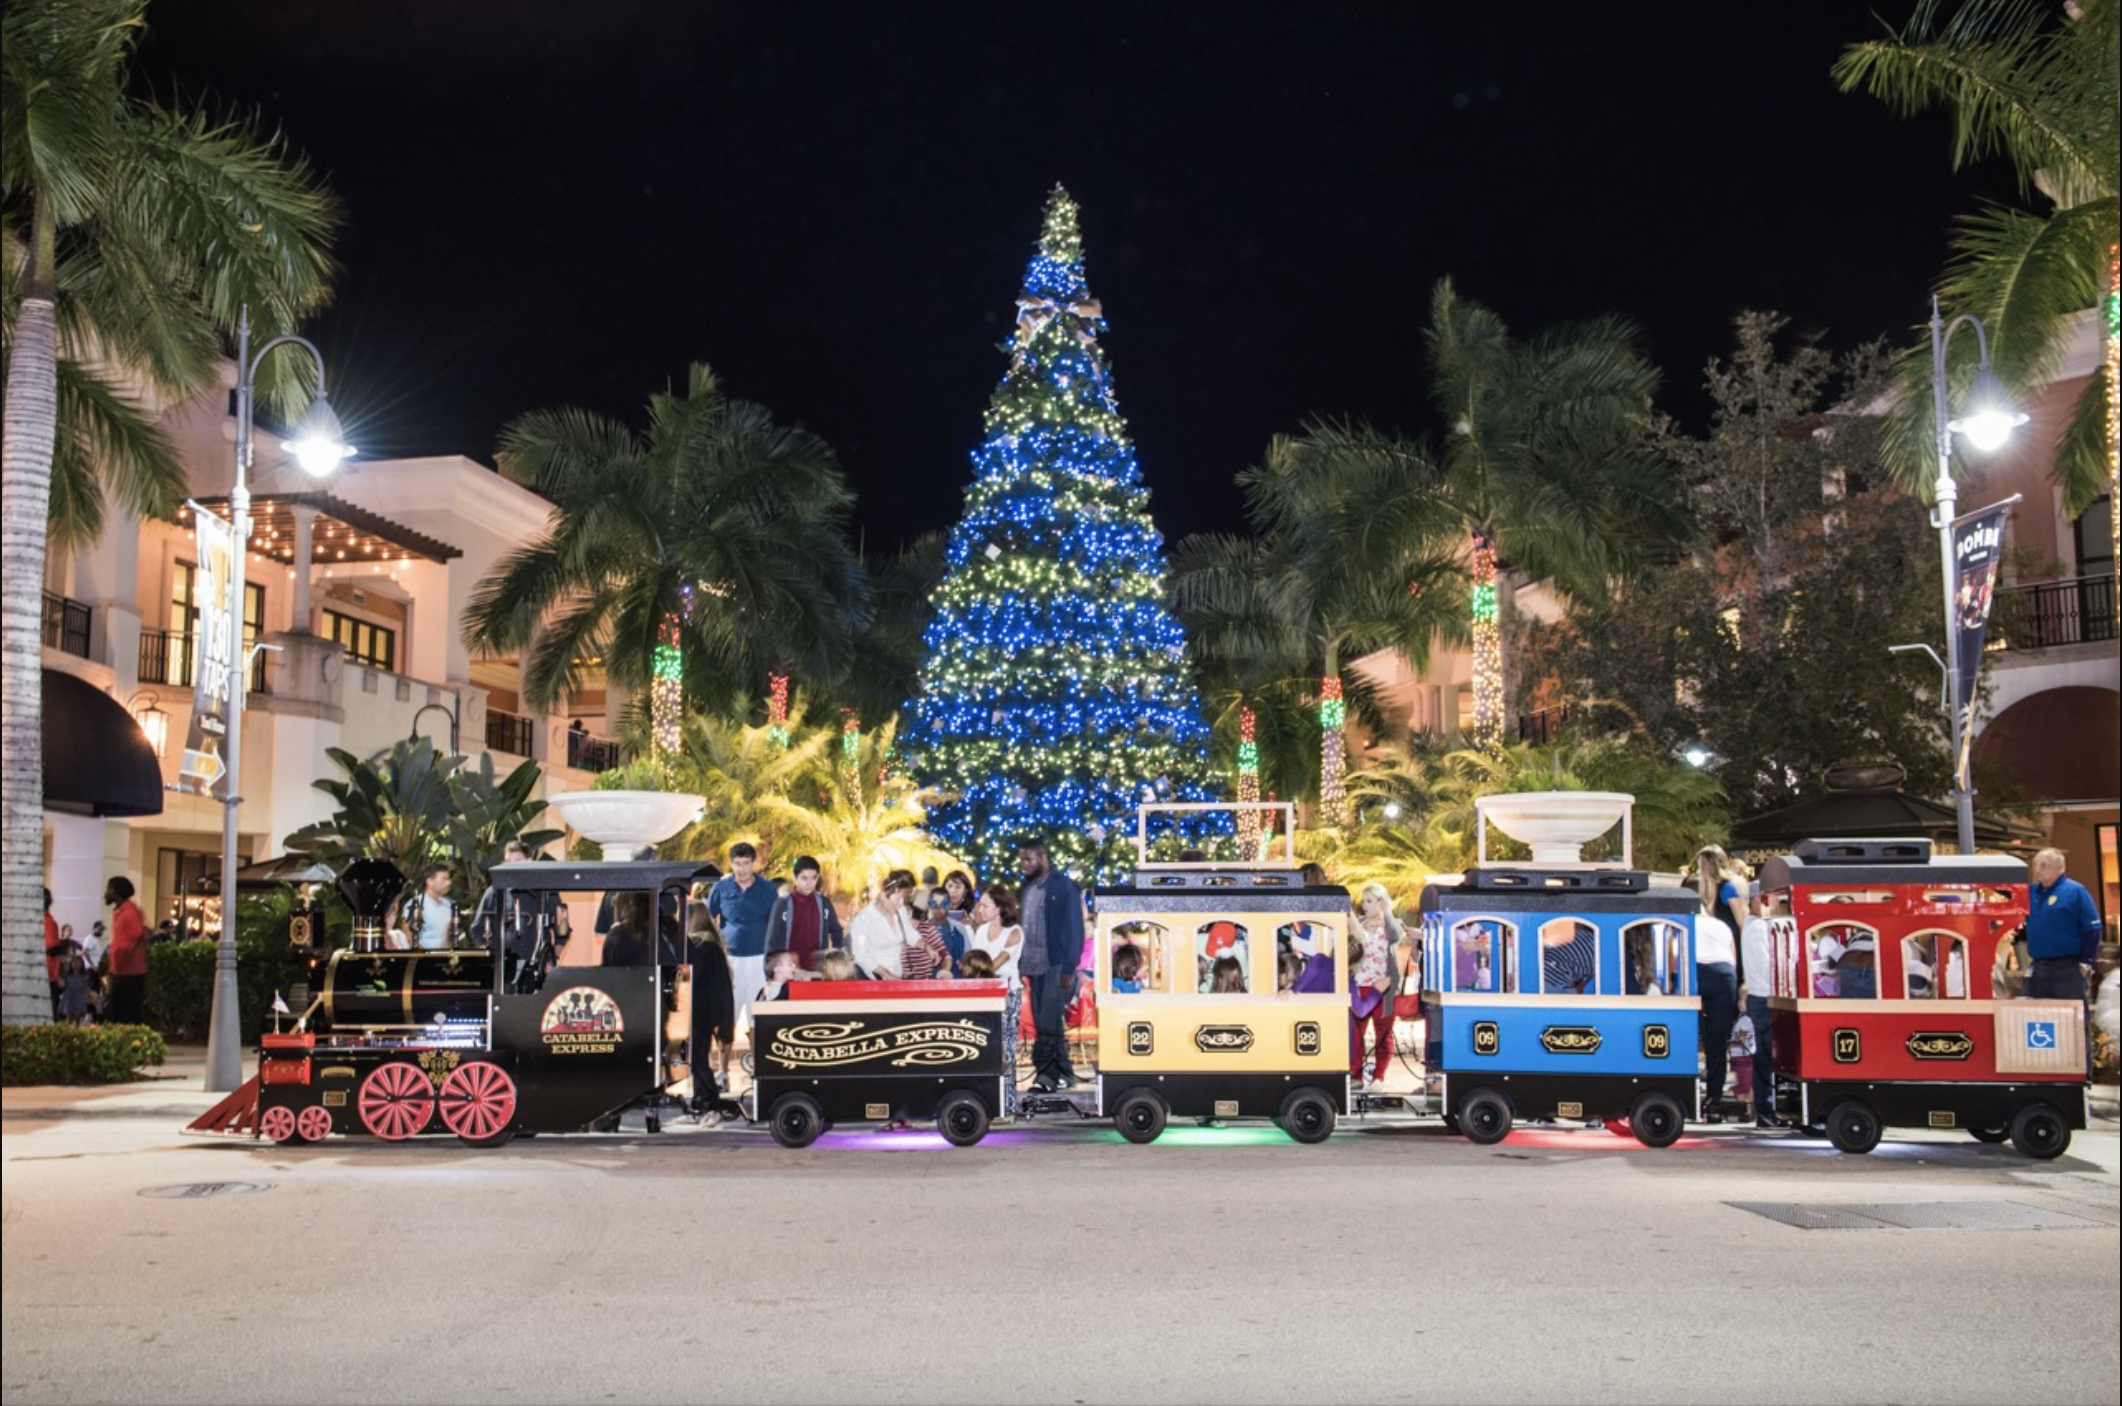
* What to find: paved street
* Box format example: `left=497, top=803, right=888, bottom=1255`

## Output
left=5, top=1051, right=2117, bottom=1406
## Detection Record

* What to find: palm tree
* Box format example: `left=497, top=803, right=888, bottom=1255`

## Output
left=1182, top=437, right=1466, bottom=830
left=462, top=364, right=867, bottom=765
left=761, top=715, right=964, bottom=911
left=3, top=0, right=337, bottom=1024
left=1295, top=279, right=1679, bottom=756
left=1835, top=0, right=2118, bottom=524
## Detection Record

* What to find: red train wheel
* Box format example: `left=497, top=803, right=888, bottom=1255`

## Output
left=438, top=1062, right=517, bottom=1146
left=259, top=1104, right=298, bottom=1143
left=359, top=1062, right=435, bottom=1140
left=295, top=1105, right=335, bottom=1142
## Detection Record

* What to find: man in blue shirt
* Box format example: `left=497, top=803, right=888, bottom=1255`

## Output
left=2024, top=847, right=2103, bottom=1001
left=707, top=842, right=778, bottom=1041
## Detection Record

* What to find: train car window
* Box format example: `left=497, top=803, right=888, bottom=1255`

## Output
left=1108, top=920, right=1172, bottom=995
left=1278, top=920, right=1340, bottom=995
left=1807, top=890, right=1894, bottom=906
left=1992, top=930, right=2030, bottom=998
left=553, top=890, right=602, bottom=968
left=1807, top=922, right=1878, bottom=999
left=1621, top=920, right=1687, bottom=995
left=1538, top=918, right=1599, bottom=996
left=596, top=890, right=664, bottom=966
left=1195, top=920, right=1249, bottom=993
left=1902, top=932, right=1969, bottom=999
left=1449, top=918, right=1516, bottom=993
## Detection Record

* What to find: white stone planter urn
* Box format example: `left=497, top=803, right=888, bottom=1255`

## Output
left=545, top=789, right=705, bottom=860
left=1475, top=791, right=1633, bottom=867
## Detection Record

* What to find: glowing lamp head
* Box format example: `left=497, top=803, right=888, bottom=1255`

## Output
left=1683, top=746, right=1712, bottom=769
left=288, top=393, right=354, bottom=477
left=1945, top=368, right=2027, bottom=454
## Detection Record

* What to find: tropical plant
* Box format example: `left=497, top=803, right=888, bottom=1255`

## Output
left=1288, top=280, right=1683, bottom=757
left=599, top=699, right=833, bottom=867
left=761, top=716, right=964, bottom=910
left=1178, top=442, right=1466, bottom=828
left=1836, top=0, right=2119, bottom=517
left=282, top=737, right=562, bottom=910
left=461, top=363, right=868, bottom=765
left=2, top=0, right=337, bottom=1025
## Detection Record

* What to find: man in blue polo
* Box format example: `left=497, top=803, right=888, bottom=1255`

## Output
left=2024, top=847, right=2102, bottom=1002
left=708, top=842, right=777, bottom=1041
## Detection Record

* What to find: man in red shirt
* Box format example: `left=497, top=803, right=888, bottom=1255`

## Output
left=103, top=876, right=148, bottom=1025
left=44, top=887, right=66, bottom=1019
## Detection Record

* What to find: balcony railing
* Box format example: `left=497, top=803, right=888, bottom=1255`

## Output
left=138, top=627, right=268, bottom=693
left=41, top=591, right=91, bottom=659
left=1992, top=573, right=2116, bottom=651
left=1514, top=703, right=1574, bottom=746
left=485, top=707, right=535, bottom=757
left=566, top=728, right=624, bottom=773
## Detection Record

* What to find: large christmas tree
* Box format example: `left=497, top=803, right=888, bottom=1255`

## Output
left=907, top=186, right=1219, bottom=882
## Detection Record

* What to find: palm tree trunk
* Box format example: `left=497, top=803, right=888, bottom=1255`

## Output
left=1469, top=531, right=1503, bottom=751
left=2, top=198, right=60, bottom=1024
left=650, top=611, right=683, bottom=764
left=1236, top=703, right=1261, bottom=857
left=1320, top=643, right=1347, bottom=827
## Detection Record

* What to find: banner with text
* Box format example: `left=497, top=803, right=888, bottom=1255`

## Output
left=179, top=506, right=236, bottom=797
left=1950, top=506, right=2009, bottom=793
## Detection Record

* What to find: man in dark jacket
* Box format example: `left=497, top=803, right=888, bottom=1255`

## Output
left=1016, top=837, right=1086, bottom=1091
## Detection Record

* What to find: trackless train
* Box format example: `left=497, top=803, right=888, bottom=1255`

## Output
left=192, top=797, right=2087, bottom=1160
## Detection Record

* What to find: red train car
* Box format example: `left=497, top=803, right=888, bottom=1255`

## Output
left=1760, top=837, right=2087, bottom=1159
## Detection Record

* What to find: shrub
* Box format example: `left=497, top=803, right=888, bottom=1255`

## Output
left=1, top=1023, right=168, bottom=1085
left=144, top=890, right=315, bottom=1042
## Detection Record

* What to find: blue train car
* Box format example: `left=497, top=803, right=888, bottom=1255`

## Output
left=1418, top=856, right=1703, bottom=1148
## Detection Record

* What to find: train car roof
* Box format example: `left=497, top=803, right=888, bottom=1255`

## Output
left=1097, top=867, right=1349, bottom=914
left=1759, top=843, right=2025, bottom=892
left=1420, top=867, right=1699, bottom=916
left=487, top=859, right=721, bottom=891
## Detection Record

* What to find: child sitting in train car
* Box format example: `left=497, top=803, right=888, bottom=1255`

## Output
left=1276, top=950, right=1303, bottom=995
left=1112, top=942, right=1144, bottom=993
left=1210, top=955, right=1246, bottom=994
left=756, top=949, right=817, bottom=1003
left=959, top=949, right=996, bottom=979
left=816, top=950, right=861, bottom=982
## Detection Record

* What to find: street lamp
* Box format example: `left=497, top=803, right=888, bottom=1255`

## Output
left=1928, top=298, right=2027, bottom=857
left=410, top=700, right=461, bottom=753
left=204, top=309, right=352, bottom=1094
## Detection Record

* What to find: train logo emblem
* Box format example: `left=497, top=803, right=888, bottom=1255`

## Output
left=1539, top=1026, right=1603, bottom=1055
left=541, top=987, right=624, bottom=1056
left=1194, top=1025, right=1255, bottom=1054
left=1905, top=1031, right=1975, bottom=1061
left=1471, top=1022, right=1500, bottom=1056
left=2026, top=1021, right=2057, bottom=1050
left=1642, top=1025, right=1670, bottom=1058
left=768, top=1019, right=988, bottom=1069
left=1831, top=1028, right=1862, bottom=1063
left=1127, top=1021, right=1154, bottom=1056
left=1293, top=1022, right=1322, bottom=1056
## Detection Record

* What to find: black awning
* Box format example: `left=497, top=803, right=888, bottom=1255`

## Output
left=42, top=669, right=164, bottom=818
left=1731, top=786, right=2038, bottom=852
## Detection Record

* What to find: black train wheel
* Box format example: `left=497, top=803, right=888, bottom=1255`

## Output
left=935, top=1091, right=991, bottom=1147
left=1279, top=1087, right=1336, bottom=1144
left=1113, top=1088, right=1167, bottom=1145
left=768, top=1092, right=825, bottom=1149
left=1825, top=1098, right=1882, bottom=1155
left=1457, top=1088, right=1512, bottom=1145
left=1629, top=1090, right=1685, bottom=1149
left=2008, top=1103, right=2070, bottom=1160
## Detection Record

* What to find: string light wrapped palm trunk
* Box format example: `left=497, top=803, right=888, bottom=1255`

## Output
left=1236, top=705, right=1261, bottom=856
left=840, top=709, right=860, bottom=780
left=1469, top=533, right=1504, bottom=752
left=768, top=670, right=791, bottom=745
left=2108, top=243, right=2119, bottom=630
left=1319, top=675, right=1347, bottom=827
left=650, top=612, right=683, bottom=763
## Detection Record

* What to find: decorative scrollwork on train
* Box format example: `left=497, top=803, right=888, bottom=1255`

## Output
left=1905, top=1031, right=1975, bottom=1061
left=1193, top=1025, right=1256, bottom=1054
left=1538, top=1026, right=1603, bottom=1055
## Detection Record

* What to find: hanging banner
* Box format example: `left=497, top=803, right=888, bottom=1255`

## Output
left=179, top=506, right=237, bottom=797
left=1950, top=506, right=2010, bottom=792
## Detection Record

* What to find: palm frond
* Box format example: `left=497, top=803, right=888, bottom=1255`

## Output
left=42, top=353, right=184, bottom=545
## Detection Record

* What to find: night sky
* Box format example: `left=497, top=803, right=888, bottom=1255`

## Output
left=133, top=2, right=2017, bottom=551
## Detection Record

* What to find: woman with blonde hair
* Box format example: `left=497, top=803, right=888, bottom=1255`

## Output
left=1695, top=845, right=1749, bottom=933
left=1692, top=847, right=1745, bottom=1122
left=1349, top=883, right=1405, bottom=1089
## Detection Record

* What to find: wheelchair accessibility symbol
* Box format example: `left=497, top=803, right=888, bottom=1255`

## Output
left=2027, top=1021, right=2057, bottom=1050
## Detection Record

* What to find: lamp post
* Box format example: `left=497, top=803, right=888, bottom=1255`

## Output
left=204, top=309, right=352, bottom=1093
left=410, top=701, right=461, bottom=753
left=1928, top=297, right=2027, bottom=858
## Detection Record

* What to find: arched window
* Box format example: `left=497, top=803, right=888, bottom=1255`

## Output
left=1901, top=930, right=1969, bottom=1000
left=1807, top=920, right=1879, bottom=1000
left=1107, top=920, right=1171, bottom=995
left=1446, top=917, right=1517, bottom=993
left=1622, top=919, right=1688, bottom=995
left=1538, top=918, right=1598, bottom=996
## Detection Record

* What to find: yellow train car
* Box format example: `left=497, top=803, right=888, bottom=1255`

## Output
left=1055, top=804, right=1353, bottom=1143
